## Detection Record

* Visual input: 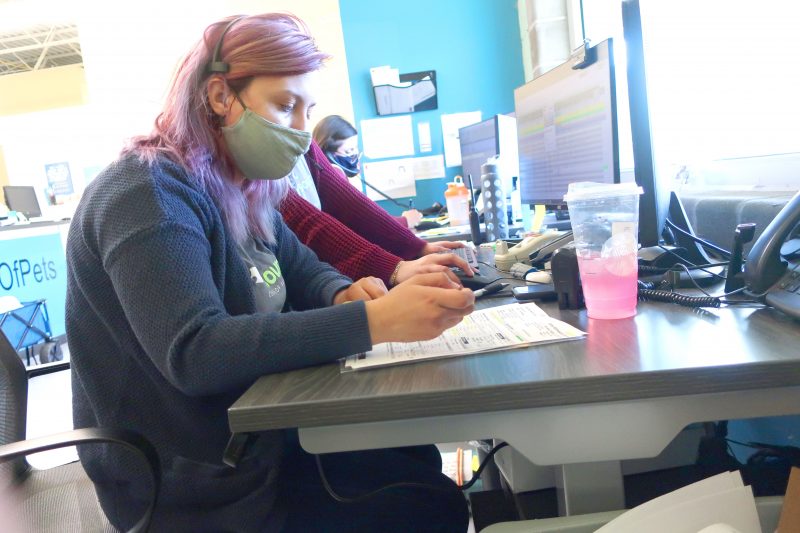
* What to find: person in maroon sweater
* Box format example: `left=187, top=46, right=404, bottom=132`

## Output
left=281, top=142, right=472, bottom=286
left=313, top=114, right=424, bottom=229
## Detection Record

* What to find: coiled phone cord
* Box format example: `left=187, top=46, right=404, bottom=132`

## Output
left=638, top=288, right=721, bottom=308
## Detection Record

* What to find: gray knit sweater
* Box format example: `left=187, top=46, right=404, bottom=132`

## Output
left=66, top=153, right=372, bottom=531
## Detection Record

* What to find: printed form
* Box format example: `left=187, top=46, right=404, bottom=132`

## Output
left=342, top=303, right=585, bottom=371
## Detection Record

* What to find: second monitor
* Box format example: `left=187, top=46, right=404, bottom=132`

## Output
left=458, top=113, right=518, bottom=196
left=514, top=38, right=619, bottom=207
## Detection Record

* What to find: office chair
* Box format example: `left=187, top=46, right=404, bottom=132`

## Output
left=0, top=334, right=161, bottom=532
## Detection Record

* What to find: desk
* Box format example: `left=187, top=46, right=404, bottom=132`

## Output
left=416, top=222, right=524, bottom=242
left=228, top=286, right=800, bottom=515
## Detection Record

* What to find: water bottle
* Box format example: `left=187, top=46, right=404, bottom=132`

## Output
left=444, top=176, right=470, bottom=226
left=481, top=158, right=509, bottom=240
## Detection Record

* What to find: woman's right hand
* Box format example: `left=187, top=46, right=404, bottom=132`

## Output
left=365, top=272, right=475, bottom=344
left=394, top=254, right=474, bottom=285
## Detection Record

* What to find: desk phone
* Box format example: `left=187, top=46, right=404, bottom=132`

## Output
left=494, top=231, right=573, bottom=271
left=744, top=189, right=800, bottom=319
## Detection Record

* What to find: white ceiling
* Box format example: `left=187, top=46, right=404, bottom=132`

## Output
left=0, top=22, right=82, bottom=76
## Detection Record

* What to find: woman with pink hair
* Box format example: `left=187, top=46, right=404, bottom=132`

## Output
left=65, top=13, right=471, bottom=532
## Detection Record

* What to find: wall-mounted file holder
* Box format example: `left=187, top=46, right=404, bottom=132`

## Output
left=373, top=70, right=437, bottom=116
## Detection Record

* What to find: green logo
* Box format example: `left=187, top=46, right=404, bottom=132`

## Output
left=261, top=261, right=282, bottom=286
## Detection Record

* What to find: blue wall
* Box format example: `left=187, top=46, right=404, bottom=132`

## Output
left=339, top=0, right=524, bottom=215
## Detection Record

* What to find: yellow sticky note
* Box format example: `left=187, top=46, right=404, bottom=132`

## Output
left=532, top=204, right=546, bottom=233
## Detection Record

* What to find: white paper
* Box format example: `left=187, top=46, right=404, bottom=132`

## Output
left=370, top=65, right=400, bottom=86
left=441, top=111, right=482, bottom=167
left=360, top=115, right=415, bottom=159
left=596, top=472, right=760, bottom=533
left=596, top=472, right=744, bottom=533
left=361, top=158, right=417, bottom=201
left=411, top=155, right=445, bottom=180
left=374, top=78, right=434, bottom=115
left=622, top=487, right=759, bottom=533
left=418, top=121, right=432, bottom=152
left=343, top=303, right=585, bottom=371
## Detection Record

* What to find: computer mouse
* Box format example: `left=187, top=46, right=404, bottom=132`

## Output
left=525, top=270, right=553, bottom=284
left=415, top=220, right=442, bottom=231
left=452, top=269, right=499, bottom=290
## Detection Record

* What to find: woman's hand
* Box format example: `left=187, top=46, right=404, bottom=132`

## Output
left=365, top=272, right=475, bottom=344
left=401, top=209, right=423, bottom=228
left=333, top=277, right=388, bottom=304
left=421, top=241, right=464, bottom=256
left=394, top=254, right=474, bottom=285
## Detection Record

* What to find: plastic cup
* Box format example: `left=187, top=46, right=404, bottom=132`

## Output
left=563, top=182, right=643, bottom=319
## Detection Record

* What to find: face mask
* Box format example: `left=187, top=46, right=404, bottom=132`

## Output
left=222, top=108, right=311, bottom=180
left=329, top=153, right=361, bottom=177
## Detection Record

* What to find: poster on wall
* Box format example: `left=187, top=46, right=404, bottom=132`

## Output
left=360, top=115, right=415, bottom=159
left=44, top=162, right=74, bottom=196
left=362, top=158, right=417, bottom=201
left=441, top=111, right=482, bottom=167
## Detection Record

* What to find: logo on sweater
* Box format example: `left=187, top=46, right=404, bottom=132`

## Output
left=249, top=260, right=282, bottom=286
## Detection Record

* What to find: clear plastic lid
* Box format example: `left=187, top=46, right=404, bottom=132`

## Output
left=563, top=181, right=643, bottom=203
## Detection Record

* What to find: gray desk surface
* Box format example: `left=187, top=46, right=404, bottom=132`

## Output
left=416, top=223, right=524, bottom=243
left=229, top=288, right=800, bottom=434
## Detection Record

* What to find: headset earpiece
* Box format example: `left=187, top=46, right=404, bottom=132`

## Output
left=207, top=16, right=246, bottom=75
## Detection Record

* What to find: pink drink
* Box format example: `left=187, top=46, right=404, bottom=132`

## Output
left=577, top=252, right=638, bottom=319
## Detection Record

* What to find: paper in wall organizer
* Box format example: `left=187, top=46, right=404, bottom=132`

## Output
left=373, top=70, right=437, bottom=116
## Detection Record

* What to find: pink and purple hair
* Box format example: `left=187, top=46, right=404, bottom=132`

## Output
left=124, top=13, right=330, bottom=243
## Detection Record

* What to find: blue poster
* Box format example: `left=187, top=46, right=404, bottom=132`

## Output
left=0, top=233, right=67, bottom=337
left=45, top=161, right=74, bottom=196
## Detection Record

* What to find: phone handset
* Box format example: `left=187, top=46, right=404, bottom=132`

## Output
left=744, top=190, right=800, bottom=318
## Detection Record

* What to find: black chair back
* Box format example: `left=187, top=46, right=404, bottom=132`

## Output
left=0, top=333, right=29, bottom=479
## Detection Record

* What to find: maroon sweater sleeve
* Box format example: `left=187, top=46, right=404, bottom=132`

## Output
left=280, top=188, right=402, bottom=285
left=305, top=143, right=427, bottom=260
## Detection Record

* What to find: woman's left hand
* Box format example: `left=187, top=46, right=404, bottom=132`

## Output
left=421, top=241, right=465, bottom=256
left=334, top=277, right=389, bottom=304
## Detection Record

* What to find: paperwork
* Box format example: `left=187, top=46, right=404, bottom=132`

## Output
left=596, top=471, right=761, bottom=533
left=342, top=302, right=585, bottom=371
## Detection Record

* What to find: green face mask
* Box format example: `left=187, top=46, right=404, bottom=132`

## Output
left=222, top=107, right=312, bottom=180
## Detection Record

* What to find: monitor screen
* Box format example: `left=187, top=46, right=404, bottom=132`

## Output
left=3, top=186, right=42, bottom=218
left=515, top=38, right=619, bottom=206
left=459, top=114, right=519, bottom=197
left=459, top=117, right=499, bottom=187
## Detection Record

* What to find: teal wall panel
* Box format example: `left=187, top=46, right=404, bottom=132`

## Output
left=338, top=0, right=524, bottom=215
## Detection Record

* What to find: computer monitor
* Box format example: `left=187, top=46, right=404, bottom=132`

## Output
left=459, top=114, right=518, bottom=194
left=621, top=0, right=712, bottom=268
left=515, top=38, right=619, bottom=207
left=621, top=0, right=668, bottom=249
left=3, top=186, right=42, bottom=218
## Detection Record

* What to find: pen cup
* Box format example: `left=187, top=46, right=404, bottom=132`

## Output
left=564, top=182, right=643, bottom=319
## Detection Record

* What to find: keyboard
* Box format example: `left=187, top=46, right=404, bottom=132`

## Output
left=441, top=243, right=479, bottom=269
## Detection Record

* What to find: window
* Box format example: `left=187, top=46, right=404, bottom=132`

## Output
left=582, top=0, right=800, bottom=190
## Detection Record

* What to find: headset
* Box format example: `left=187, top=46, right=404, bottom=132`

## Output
left=206, top=16, right=247, bottom=75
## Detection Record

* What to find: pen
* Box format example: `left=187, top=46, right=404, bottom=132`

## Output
left=473, top=283, right=508, bottom=299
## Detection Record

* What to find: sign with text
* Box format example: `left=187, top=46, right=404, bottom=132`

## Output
left=0, top=233, right=67, bottom=336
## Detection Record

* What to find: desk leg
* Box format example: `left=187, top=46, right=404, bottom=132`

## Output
left=556, top=461, right=624, bottom=516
